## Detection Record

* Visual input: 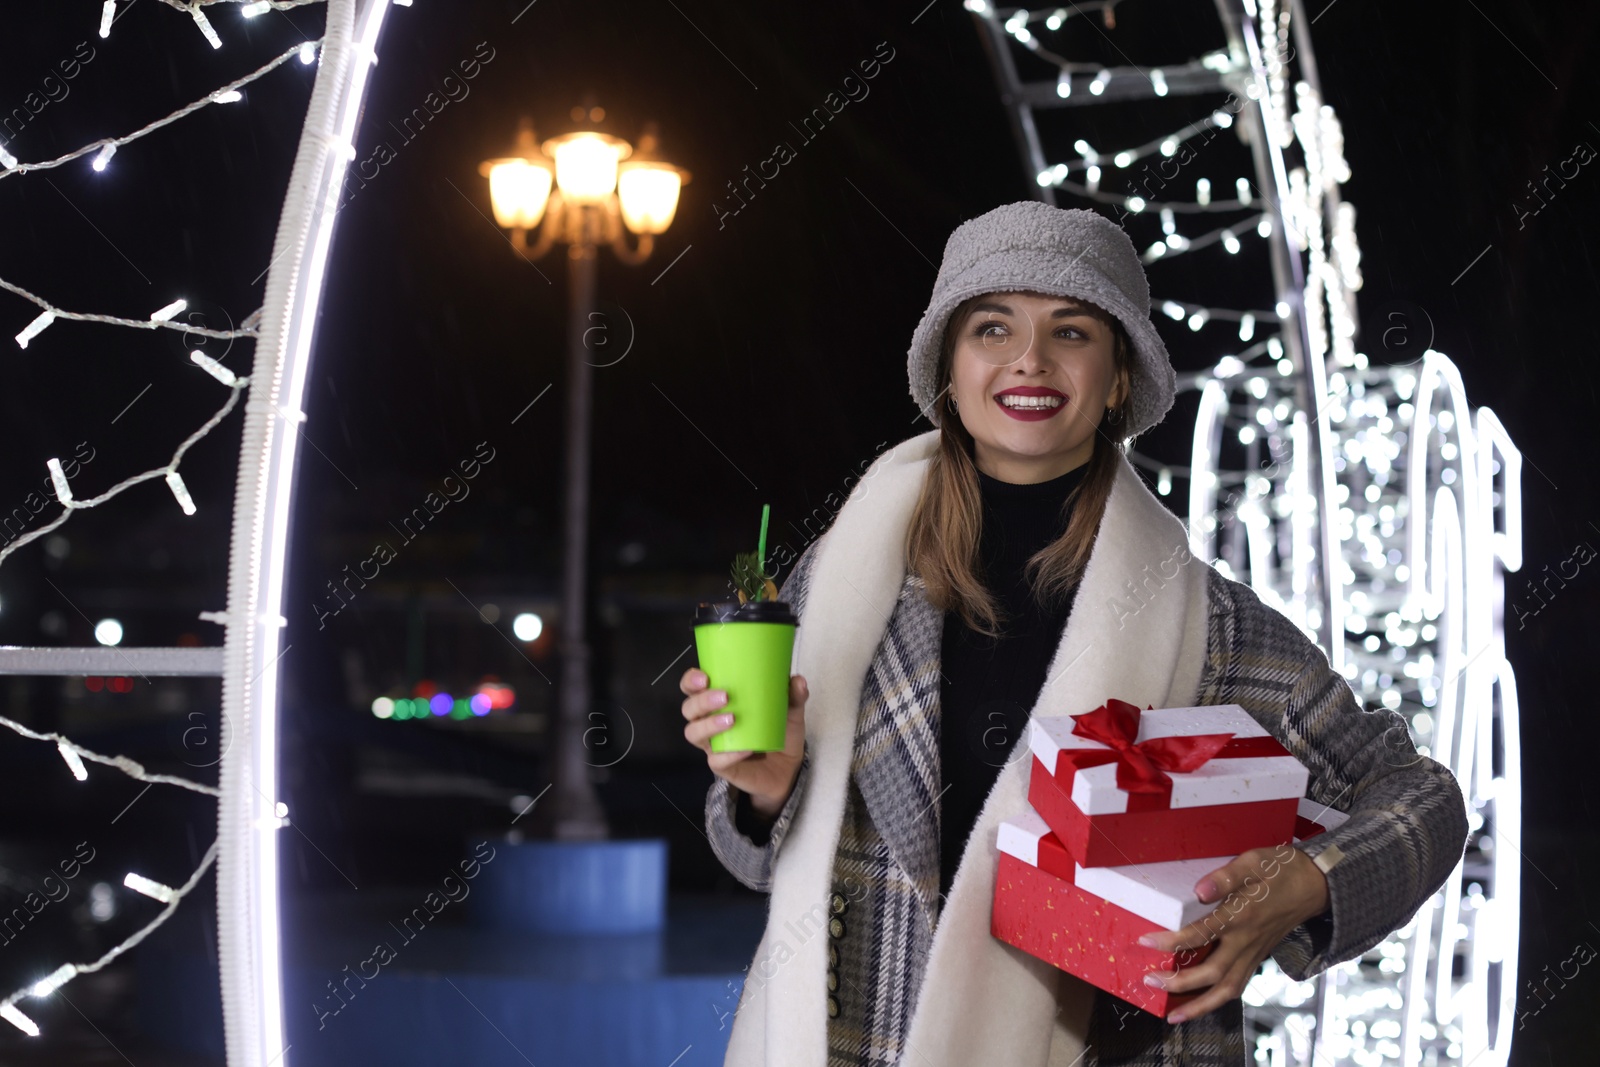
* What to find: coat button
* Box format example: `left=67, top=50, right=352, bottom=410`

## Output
left=830, top=892, right=849, bottom=915
left=828, top=916, right=845, bottom=939
left=828, top=942, right=838, bottom=968
left=826, top=995, right=840, bottom=1018
left=826, top=969, right=839, bottom=992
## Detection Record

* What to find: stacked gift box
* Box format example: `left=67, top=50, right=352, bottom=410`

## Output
left=990, top=698, right=1345, bottom=1016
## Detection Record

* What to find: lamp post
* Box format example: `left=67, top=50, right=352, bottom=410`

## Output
left=480, top=109, right=689, bottom=841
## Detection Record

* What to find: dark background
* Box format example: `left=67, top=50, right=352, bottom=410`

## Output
left=0, top=0, right=1594, bottom=1062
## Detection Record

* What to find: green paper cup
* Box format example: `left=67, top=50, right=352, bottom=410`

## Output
left=693, top=599, right=798, bottom=753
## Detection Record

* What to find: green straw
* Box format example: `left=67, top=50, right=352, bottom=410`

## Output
left=757, top=504, right=770, bottom=599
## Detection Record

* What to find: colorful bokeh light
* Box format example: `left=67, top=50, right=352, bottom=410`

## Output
left=374, top=686, right=515, bottom=723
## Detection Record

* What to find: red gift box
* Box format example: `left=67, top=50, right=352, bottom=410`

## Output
left=991, top=809, right=1214, bottom=1017
left=1027, top=699, right=1310, bottom=868
left=1070, top=798, right=1351, bottom=929
left=991, top=800, right=1348, bottom=1015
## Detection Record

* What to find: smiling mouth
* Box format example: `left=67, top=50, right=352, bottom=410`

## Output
left=995, top=394, right=1065, bottom=410
left=993, top=391, right=1068, bottom=420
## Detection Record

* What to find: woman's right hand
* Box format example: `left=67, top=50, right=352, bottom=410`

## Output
left=681, top=668, right=807, bottom=820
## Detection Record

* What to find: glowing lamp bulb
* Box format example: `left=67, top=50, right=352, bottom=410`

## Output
left=485, top=159, right=553, bottom=229
left=1, top=1003, right=39, bottom=1036
left=57, top=741, right=89, bottom=781
left=617, top=163, right=684, bottom=235
left=549, top=133, right=625, bottom=203
left=150, top=299, right=187, bottom=322
left=124, top=872, right=176, bottom=903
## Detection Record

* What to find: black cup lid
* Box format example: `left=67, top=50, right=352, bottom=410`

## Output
left=695, top=599, right=798, bottom=625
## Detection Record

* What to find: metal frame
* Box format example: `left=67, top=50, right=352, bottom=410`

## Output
left=0, top=646, right=223, bottom=675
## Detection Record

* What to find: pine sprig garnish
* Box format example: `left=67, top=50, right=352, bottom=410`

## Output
left=730, top=504, right=779, bottom=604
left=731, top=550, right=768, bottom=603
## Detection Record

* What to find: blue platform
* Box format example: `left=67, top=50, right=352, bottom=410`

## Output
left=138, top=872, right=769, bottom=1065
left=287, top=890, right=763, bottom=1066
left=470, top=838, right=669, bottom=935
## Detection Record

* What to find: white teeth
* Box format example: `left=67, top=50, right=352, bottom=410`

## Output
left=998, top=394, right=1063, bottom=409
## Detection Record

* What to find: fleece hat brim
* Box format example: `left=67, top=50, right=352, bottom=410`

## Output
left=907, top=201, right=1177, bottom=441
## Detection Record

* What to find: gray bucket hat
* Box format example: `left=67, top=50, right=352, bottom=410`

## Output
left=907, top=201, right=1177, bottom=441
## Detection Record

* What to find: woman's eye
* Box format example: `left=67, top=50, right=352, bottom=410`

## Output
left=971, top=321, right=1087, bottom=340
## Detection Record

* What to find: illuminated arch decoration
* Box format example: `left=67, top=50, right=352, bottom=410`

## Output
left=217, top=1, right=398, bottom=1063
left=0, top=2, right=401, bottom=1064
left=968, top=1, right=1521, bottom=1064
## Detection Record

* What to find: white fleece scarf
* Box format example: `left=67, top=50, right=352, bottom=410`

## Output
left=726, top=428, right=1211, bottom=1067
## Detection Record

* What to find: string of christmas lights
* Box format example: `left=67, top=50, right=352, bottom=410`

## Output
left=1139, top=211, right=1272, bottom=263
left=1253, top=0, right=1294, bottom=150
left=0, top=713, right=221, bottom=797
left=0, top=0, right=340, bottom=1045
left=4, top=0, right=406, bottom=1057
left=98, top=1, right=332, bottom=49
left=1, top=281, right=259, bottom=344
left=966, top=0, right=1238, bottom=90
left=0, top=710, right=221, bottom=1036
left=0, top=840, right=218, bottom=1037
left=0, top=375, right=248, bottom=571
left=1151, top=294, right=1281, bottom=337
left=1040, top=173, right=1261, bottom=213
left=0, top=39, right=316, bottom=176
left=1043, top=108, right=1240, bottom=187
left=987, top=0, right=1125, bottom=35
left=156, top=0, right=326, bottom=11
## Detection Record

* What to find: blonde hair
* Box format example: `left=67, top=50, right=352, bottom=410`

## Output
left=904, top=291, right=1134, bottom=638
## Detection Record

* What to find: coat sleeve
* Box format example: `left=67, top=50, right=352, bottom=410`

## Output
left=1200, top=568, right=1470, bottom=980
left=704, top=535, right=827, bottom=893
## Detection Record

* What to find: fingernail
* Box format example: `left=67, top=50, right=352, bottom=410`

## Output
left=718, top=714, right=734, bottom=728
left=1143, top=973, right=1164, bottom=989
left=1137, top=934, right=1159, bottom=948
left=1167, top=1013, right=1187, bottom=1025
left=1195, top=878, right=1216, bottom=902
left=711, top=691, right=728, bottom=707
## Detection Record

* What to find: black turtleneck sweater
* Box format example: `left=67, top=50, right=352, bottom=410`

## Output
left=938, top=460, right=1088, bottom=901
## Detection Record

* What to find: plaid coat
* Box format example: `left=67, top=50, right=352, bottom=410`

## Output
left=706, top=433, right=1467, bottom=1067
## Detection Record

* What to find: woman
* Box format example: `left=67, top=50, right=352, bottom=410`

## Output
left=681, top=202, right=1468, bottom=1067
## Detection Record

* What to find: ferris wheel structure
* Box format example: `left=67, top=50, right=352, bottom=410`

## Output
left=969, top=2, right=1521, bottom=1064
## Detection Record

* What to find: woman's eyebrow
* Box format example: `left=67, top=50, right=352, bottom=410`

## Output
left=970, top=301, right=1096, bottom=319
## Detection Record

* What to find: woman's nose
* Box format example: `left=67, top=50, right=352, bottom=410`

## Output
left=1012, top=319, right=1050, bottom=369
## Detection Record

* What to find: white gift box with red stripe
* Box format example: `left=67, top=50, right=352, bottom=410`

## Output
left=990, top=798, right=1347, bottom=1015
left=1026, top=700, right=1311, bottom=868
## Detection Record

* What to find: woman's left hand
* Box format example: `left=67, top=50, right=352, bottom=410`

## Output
left=1135, top=843, right=1331, bottom=1025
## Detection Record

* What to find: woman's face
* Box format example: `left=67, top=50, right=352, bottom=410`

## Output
left=946, top=290, right=1128, bottom=483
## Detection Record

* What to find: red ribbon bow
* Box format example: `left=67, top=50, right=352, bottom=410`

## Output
left=1068, top=698, right=1237, bottom=795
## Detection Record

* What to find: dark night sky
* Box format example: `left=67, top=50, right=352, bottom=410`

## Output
left=0, top=1, right=1596, bottom=1061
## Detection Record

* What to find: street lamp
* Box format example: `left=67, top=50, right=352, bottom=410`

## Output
left=479, top=109, right=689, bottom=841
left=480, top=114, right=689, bottom=262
